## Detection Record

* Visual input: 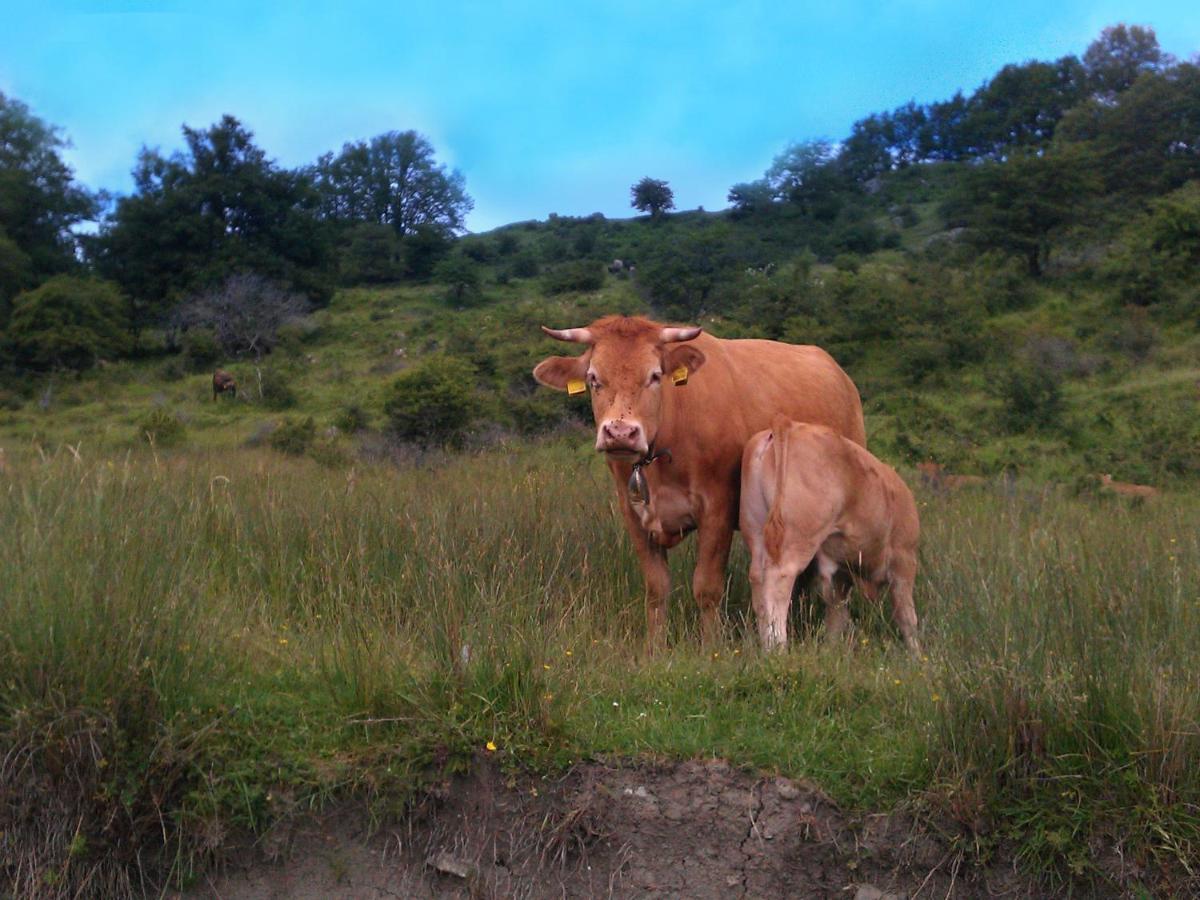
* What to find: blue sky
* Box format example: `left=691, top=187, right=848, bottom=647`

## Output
left=2, top=1, right=1197, bottom=232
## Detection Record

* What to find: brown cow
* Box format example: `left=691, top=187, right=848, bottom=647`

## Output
left=741, top=418, right=920, bottom=652
left=212, top=369, right=237, bottom=401
left=1099, top=473, right=1160, bottom=499
left=533, top=315, right=865, bottom=650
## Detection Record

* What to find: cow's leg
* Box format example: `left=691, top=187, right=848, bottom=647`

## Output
left=817, top=552, right=852, bottom=643
left=886, top=553, right=921, bottom=655
left=615, top=497, right=671, bottom=653
left=693, top=517, right=734, bottom=646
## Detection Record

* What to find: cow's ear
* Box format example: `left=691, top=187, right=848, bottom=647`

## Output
left=533, top=354, right=587, bottom=392
left=663, top=344, right=706, bottom=380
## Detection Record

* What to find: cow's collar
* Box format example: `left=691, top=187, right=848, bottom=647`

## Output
left=627, top=445, right=672, bottom=507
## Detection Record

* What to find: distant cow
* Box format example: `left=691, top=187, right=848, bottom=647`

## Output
left=1099, top=473, right=1159, bottom=499
left=608, top=259, right=625, bottom=274
left=533, top=315, right=865, bottom=650
left=917, top=461, right=985, bottom=490
left=741, top=418, right=920, bottom=653
left=212, top=369, right=237, bottom=401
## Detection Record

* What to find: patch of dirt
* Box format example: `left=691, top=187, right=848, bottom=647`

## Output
left=188, top=757, right=1041, bottom=899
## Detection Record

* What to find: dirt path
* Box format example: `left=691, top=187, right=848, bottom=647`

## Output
left=191, top=758, right=1042, bottom=899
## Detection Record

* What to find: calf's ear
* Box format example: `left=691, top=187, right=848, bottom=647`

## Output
left=663, top=344, right=706, bottom=379
left=533, top=355, right=587, bottom=392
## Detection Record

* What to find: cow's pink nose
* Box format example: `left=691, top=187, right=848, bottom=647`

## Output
left=601, top=420, right=641, bottom=446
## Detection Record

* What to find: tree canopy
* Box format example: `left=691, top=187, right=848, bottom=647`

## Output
left=311, top=131, right=472, bottom=236
left=630, top=177, right=675, bottom=218
left=93, top=115, right=334, bottom=331
left=0, top=92, right=99, bottom=283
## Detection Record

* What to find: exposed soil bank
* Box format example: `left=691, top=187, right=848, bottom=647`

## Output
left=190, top=758, right=1052, bottom=899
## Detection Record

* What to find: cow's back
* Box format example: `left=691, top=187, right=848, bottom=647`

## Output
left=665, top=335, right=865, bottom=468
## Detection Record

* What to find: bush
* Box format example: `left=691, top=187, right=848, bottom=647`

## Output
left=383, top=355, right=480, bottom=447
left=432, top=254, right=483, bottom=306
left=181, top=328, right=221, bottom=371
left=255, top=368, right=297, bottom=409
left=5, top=276, right=131, bottom=372
left=268, top=416, right=316, bottom=455
left=510, top=253, right=540, bottom=278
left=998, top=367, right=1064, bottom=433
left=0, top=387, right=24, bottom=411
left=137, top=408, right=187, bottom=447
left=542, top=260, right=605, bottom=295
left=334, top=404, right=370, bottom=433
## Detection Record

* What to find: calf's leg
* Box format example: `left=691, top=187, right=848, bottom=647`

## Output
left=886, top=553, right=921, bottom=655
left=817, top=552, right=852, bottom=642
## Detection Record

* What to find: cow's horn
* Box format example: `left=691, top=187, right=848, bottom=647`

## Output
left=541, top=325, right=593, bottom=343
left=659, top=326, right=702, bottom=343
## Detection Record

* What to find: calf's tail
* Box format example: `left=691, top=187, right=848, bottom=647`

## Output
left=762, top=415, right=793, bottom=563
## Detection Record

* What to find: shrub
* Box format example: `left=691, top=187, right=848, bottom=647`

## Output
left=255, top=368, right=297, bottom=409
left=5, top=276, right=131, bottom=372
left=268, top=416, right=316, bottom=455
left=137, top=408, right=187, bottom=447
left=173, top=274, right=310, bottom=358
left=181, top=328, right=221, bottom=371
left=334, top=404, right=370, bottom=433
left=432, top=254, right=483, bottom=306
left=542, top=260, right=605, bottom=295
left=308, top=435, right=350, bottom=467
left=0, top=387, right=24, bottom=411
left=510, top=253, right=540, bottom=278
left=383, top=355, right=480, bottom=447
left=998, top=367, right=1064, bottom=433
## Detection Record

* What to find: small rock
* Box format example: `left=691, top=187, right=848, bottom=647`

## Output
left=776, top=779, right=800, bottom=801
left=634, top=786, right=649, bottom=798
left=854, top=885, right=901, bottom=900
left=426, top=852, right=476, bottom=879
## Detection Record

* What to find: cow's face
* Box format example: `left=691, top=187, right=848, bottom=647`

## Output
left=533, top=316, right=706, bottom=458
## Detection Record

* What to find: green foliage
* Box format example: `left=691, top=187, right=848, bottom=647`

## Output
left=337, top=222, right=406, bottom=285
left=383, top=355, right=479, bottom=447
left=310, top=130, right=472, bottom=236
left=997, top=366, right=1064, bottom=432
left=137, top=407, right=187, bottom=447
left=255, top=367, right=297, bottom=409
left=333, top=403, right=370, bottom=433
left=268, top=416, right=316, bottom=455
left=93, top=115, right=335, bottom=322
left=630, top=177, right=675, bottom=218
left=0, top=92, right=99, bottom=280
left=5, top=276, right=130, bottom=371
left=542, top=259, right=604, bottom=295
left=433, top=253, right=483, bottom=305
left=181, top=327, right=221, bottom=371
left=945, top=146, right=1101, bottom=275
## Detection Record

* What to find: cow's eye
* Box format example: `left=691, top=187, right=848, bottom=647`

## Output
left=587, top=373, right=601, bottom=389
left=648, top=371, right=662, bottom=386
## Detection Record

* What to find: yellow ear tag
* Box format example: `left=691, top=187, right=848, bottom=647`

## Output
left=671, top=366, right=689, bottom=386
left=567, top=378, right=587, bottom=396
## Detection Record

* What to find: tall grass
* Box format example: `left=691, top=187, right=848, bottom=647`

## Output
left=0, top=445, right=1196, bottom=894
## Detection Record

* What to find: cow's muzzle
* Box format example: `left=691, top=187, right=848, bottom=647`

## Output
left=596, top=419, right=646, bottom=455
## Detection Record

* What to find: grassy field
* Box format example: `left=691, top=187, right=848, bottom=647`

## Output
left=1, top=442, right=1197, bottom=895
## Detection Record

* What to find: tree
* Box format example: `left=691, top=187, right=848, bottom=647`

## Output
left=959, top=57, right=1088, bottom=158
left=93, top=115, right=334, bottom=333
left=173, top=273, right=309, bottom=358
left=1083, top=24, right=1168, bottom=98
left=765, top=140, right=844, bottom=217
left=0, top=228, right=35, bottom=326
left=726, top=180, right=775, bottom=216
left=5, top=276, right=130, bottom=371
left=311, top=131, right=472, bottom=237
left=1057, top=62, right=1200, bottom=196
left=0, top=92, right=99, bottom=279
left=945, top=146, right=1101, bottom=276
left=630, top=177, right=675, bottom=218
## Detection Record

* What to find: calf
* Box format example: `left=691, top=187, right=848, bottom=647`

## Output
left=741, top=417, right=920, bottom=653
left=212, top=369, right=237, bottom=401
left=1099, top=473, right=1159, bottom=499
